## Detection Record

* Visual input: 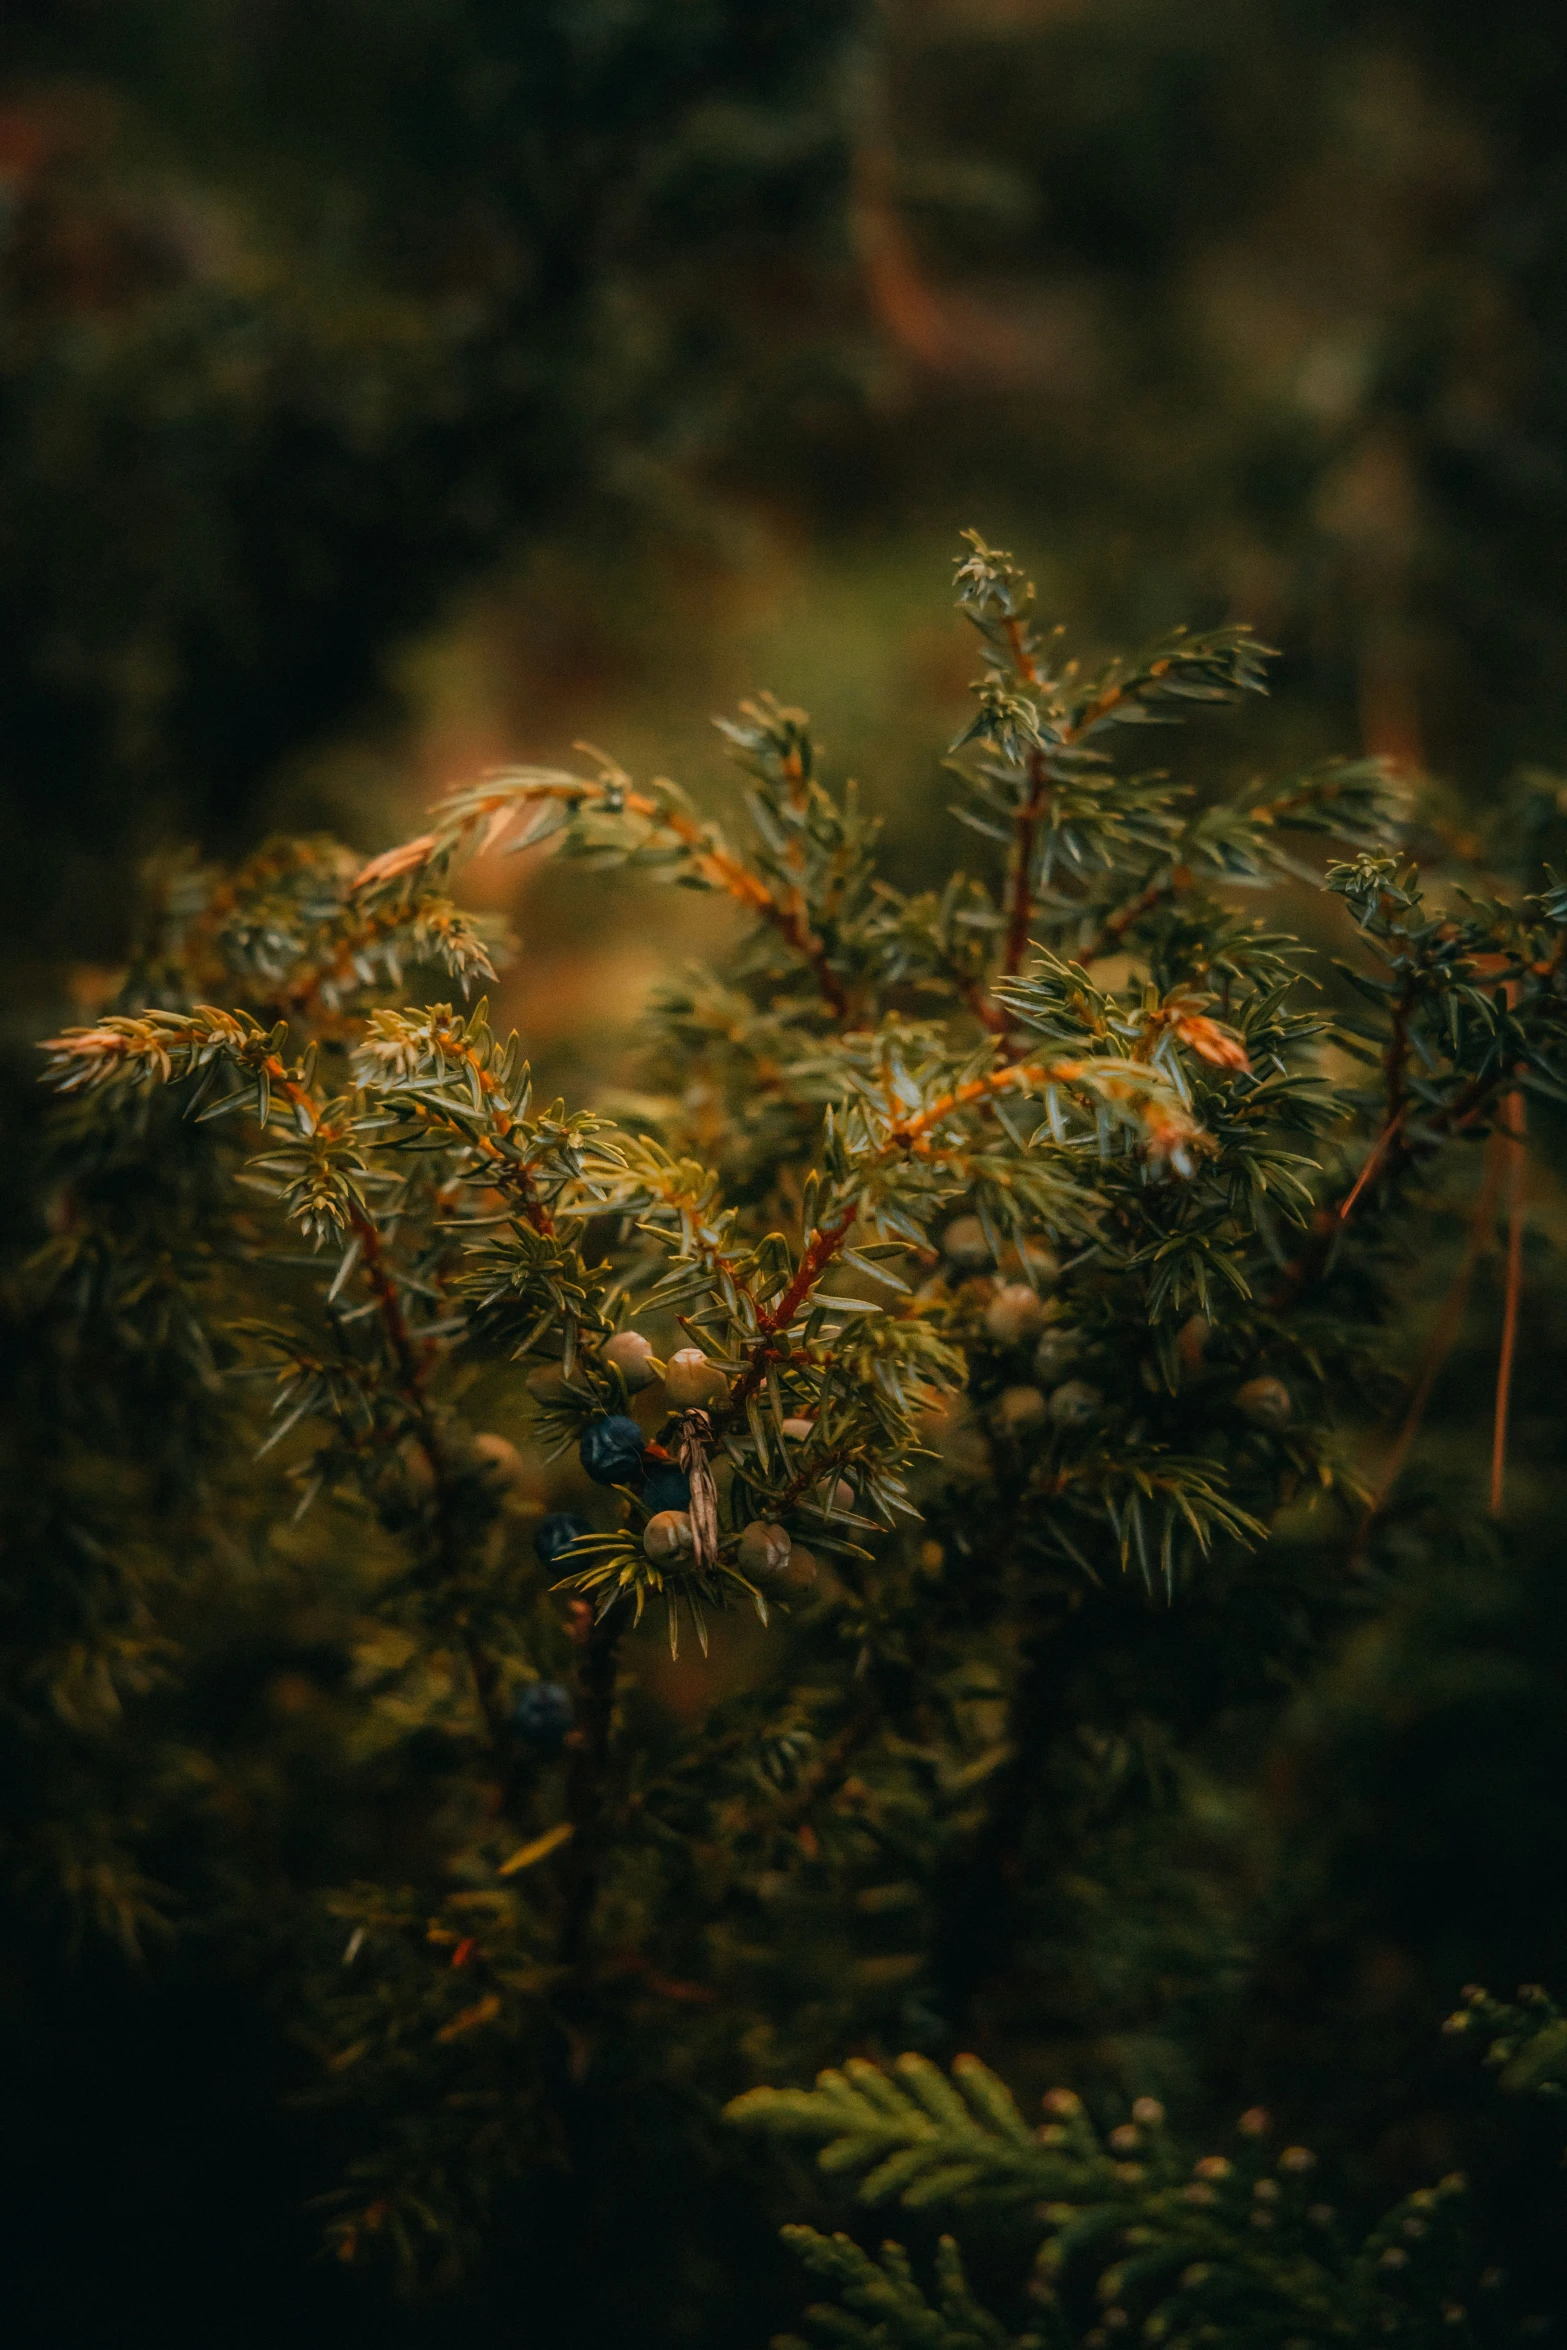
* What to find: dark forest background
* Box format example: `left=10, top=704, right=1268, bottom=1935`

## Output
left=3, top=3, right=1567, bottom=2342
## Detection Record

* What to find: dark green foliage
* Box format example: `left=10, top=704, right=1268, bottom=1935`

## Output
left=1444, top=1983, right=1567, bottom=2105
left=15, top=537, right=1567, bottom=2340
left=737, top=2039, right=1557, bottom=2350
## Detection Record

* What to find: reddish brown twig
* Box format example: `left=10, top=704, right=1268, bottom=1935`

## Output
left=1001, top=751, right=1050, bottom=980
left=1338, top=1110, right=1408, bottom=1226
left=956, top=970, right=1009, bottom=1037
left=1083, top=865, right=1192, bottom=964
left=1001, top=616, right=1040, bottom=686
left=725, top=1212, right=859, bottom=1416
left=726, top=1052, right=1100, bottom=1415
left=421, top=1021, right=558, bottom=1234
left=991, top=641, right=1159, bottom=982
left=359, top=776, right=851, bottom=1020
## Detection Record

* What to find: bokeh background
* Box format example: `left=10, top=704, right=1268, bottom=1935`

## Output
left=11, top=1, right=1567, bottom=1002
left=5, top=2, right=1567, bottom=2342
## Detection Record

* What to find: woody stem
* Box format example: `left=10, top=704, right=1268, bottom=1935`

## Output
left=1002, top=751, right=1049, bottom=980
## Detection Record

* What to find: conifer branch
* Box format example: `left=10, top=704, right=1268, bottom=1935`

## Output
left=885, top=1057, right=1082, bottom=1149
left=1000, top=751, right=1050, bottom=980
left=1085, top=862, right=1192, bottom=959
left=355, top=764, right=852, bottom=1018
left=348, top=1205, right=517, bottom=1778
left=776, top=2227, right=1030, bottom=2350
left=33, top=531, right=1567, bottom=2304
left=738, top=2025, right=1541, bottom=2350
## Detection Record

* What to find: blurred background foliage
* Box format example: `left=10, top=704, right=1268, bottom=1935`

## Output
left=8, top=0, right=1567, bottom=979
left=4, top=1, right=1567, bottom=2344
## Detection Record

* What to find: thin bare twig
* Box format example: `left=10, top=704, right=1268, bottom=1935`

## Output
left=1001, top=750, right=1049, bottom=981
